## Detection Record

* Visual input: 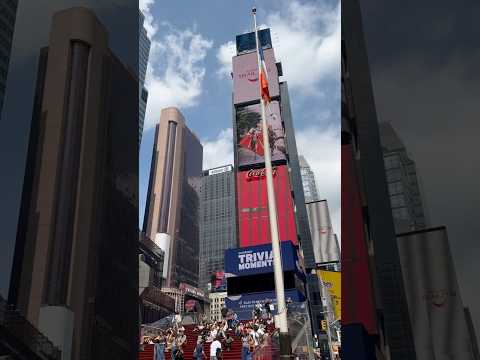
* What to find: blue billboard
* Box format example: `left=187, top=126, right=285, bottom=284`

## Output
left=224, top=241, right=302, bottom=278
left=225, top=289, right=306, bottom=320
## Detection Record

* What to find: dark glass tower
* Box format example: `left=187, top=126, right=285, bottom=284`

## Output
left=199, top=165, right=237, bottom=291
left=0, top=0, right=18, bottom=120
left=379, top=122, right=427, bottom=233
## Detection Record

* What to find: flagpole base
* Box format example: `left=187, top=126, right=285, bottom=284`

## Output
left=279, top=331, right=293, bottom=359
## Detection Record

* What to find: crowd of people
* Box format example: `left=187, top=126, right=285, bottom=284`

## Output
left=141, top=303, right=277, bottom=360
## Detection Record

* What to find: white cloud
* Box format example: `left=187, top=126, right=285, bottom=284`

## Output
left=216, top=41, right=236, bottom=78
left=139, top=0, right=157, bottom=38
left=143, top=25, right=213, bottom=130
left=202, top=128, right=234, bottom=170
left=296, top=125, right=341, bottom=238
left=267, top=0, right=340, bottom=93
left=216, top=0, right=340, bottom=94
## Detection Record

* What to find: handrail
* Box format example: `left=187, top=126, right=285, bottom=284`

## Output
left=0, top=297, right=61, bottom=360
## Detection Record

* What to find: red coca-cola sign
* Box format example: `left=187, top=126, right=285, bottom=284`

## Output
left=246, top=167, right=278, bottom=180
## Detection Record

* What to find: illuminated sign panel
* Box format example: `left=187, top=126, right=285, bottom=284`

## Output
left=225, top=241, right=299, bottom=277
left=233, top=48, right=279, bottom=105
left=318, top=270, right=342, bottom=320
left=236, top=101, right=286, bottom=168
left=237, top=165, right=297, bottom=247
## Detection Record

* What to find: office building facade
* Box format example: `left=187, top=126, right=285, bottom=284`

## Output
left=139, top=10, right=150, bottom=143
left=342, top=0, right=416, bottom=357
left=299, top=155, right=320, bottom=203
left=0, top=0, right=18, bottom=119
left=199, top=165, right=236, bottom=292
left=10, top=7, right=138, bottom=360
left=209, top=291, right=227, bottom=322
left=379, top=122, right=427, bottom=233
left=143, top=107, right=202, bottom=288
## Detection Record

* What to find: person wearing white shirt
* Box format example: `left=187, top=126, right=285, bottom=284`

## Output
left=210, top=338, right=222, bottom=360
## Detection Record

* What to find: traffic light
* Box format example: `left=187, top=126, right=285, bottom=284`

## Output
left=321, top=320, right=327, bottom=330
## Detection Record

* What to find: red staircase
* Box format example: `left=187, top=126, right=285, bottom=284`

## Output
left=139, top=325, right=244, bottom=360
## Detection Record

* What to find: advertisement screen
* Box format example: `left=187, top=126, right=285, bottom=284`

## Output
left=237, top=165, right=297, bottom=247
left=225, top=289, right=306, bottom=320
left=318, top=270, right=342, bottom=320
left=211, top=271, right=226, bottom=291
left=233, top=48, right=279, bottom=105
left=224, top=241, right=299, bottom=277
left=342, top=144, right=377, bottom=334
left=236, top=101, right=287, bottom=168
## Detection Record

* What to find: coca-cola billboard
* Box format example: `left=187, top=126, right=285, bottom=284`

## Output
left=236, top=101, right=287, bottom=168
left=233, top=48, right=279, bottom=105
left=245, top=167, right=278, bottom=180
left=237, top=165, right=297, bottom=247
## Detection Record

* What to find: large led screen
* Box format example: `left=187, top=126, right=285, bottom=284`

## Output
left=236, top=101, right=287, bottom=168
left=237, top=165, right=297, bottom=247
left=233, top=47, right=279, bottom=105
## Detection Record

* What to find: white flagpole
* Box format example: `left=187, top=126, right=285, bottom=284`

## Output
left=252, top=7, right=290, bottom=339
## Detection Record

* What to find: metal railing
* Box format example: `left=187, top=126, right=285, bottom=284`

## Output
left=0, top=297, right=61, bottom=360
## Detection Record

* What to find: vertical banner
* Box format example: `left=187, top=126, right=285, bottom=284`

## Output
left=319, top=270, right=342, bottom=320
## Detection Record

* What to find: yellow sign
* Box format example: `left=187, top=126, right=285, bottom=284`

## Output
left=318, top=270, right=341, bottom=320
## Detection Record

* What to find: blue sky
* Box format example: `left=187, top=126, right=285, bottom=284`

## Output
left=139, top=0, right=341, bottom=236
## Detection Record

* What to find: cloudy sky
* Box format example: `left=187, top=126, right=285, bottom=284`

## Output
left=359, top=0, right=480, bottom=343
left=138, top=0, right=341, bottom=236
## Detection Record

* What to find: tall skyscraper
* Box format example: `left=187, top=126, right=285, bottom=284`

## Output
left=10, top=7, right=138, bottom=359
left=0, top=0, right=18, bottom=120
left=342, top=0, right=416, bottom=357
left=299, top=155, right=320, bottom=203
left=143, top=107, right=203, bottom=288
left=139, top=10, right=151, bottom=143
left=199, top=165, right=237, bottom=292
left=227, top=27, right=315, bottom=356
left=379, top=122, right=427, bottom=233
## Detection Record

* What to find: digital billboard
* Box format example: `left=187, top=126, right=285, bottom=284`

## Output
left=341, top=144, right=378, bottom=335
left=224, top=241, right=300, bottom=277
left=233, top=47, right=279, bottom=105
left=236, top=101, right=287, bottom=168
left=237, top=165, right=297, bottom=247
left=318, top=270, right=341, bottom=320
left=225, top=289, right=306, bottom=320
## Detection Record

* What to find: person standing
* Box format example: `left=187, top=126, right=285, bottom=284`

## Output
left=224, top=333, right=234, bottom=352
left=154, top=334, right=166, bottom=360
left=175, top=328, right=187, bottom=360
left=241, top=330, right=253, bottom=360
left=193, top=339, right=205, bottom=359
left=209, top=337, right=222, bottom=360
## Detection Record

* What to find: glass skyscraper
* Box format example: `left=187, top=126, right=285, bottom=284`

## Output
left=299, top=155, right=320, bottom=203
left=139, top=10, right=151, bottom=143
left=379, top=122, right=427, bottom=233
left=0, top=0, right=18, bottom=120
left=198, top=165, right=236, bottom=291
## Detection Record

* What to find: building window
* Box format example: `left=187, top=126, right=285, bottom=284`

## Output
left=390, top=195, right=406, bottom=208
